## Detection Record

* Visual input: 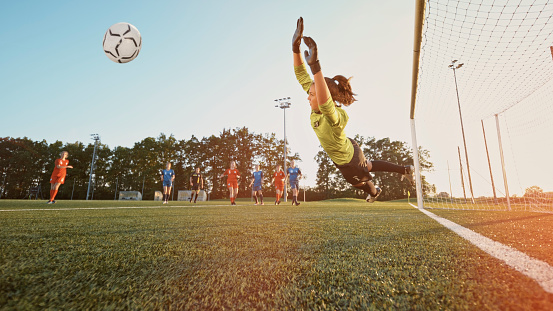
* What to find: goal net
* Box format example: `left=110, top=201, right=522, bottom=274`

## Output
left=414, top=0, right=553, bottom=212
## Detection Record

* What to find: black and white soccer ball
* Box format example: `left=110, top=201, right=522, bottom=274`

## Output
left=103, top=22, right=142, bottom=63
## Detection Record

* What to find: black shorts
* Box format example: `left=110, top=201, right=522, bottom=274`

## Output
left=191, top=184, right=201, bottom=191
left=334, top=138, right=372, bottom=185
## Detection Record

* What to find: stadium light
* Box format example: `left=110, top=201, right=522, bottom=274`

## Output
left=275, top=97, right=292, bottom=202
left=449, top=60, right=475, bottom=204
left=86, top=134, right=100, bottom=201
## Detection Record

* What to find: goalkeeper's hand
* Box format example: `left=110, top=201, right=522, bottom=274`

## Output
left=303, top=36, right=321, bottom=75
left=292, top=17, right=304, bottom=53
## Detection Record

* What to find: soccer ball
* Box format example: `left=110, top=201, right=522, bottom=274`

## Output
left=103, top=22, right=142, bottom=63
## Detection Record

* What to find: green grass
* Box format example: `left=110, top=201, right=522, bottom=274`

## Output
left=1, top=199, right=552, bottom=310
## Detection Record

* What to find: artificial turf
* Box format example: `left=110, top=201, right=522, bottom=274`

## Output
left=1, top=199, right=552, bottom=310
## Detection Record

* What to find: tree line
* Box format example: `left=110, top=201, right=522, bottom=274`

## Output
left=0, top=129, right=433, bottom=201
left=0, top=128, right=298, bottom=200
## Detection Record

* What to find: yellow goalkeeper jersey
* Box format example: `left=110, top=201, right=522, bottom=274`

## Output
left=294, top=63, right=354, bottom=166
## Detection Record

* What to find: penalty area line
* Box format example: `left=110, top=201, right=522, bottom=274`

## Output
left=410, top=203, right=553, bottom=294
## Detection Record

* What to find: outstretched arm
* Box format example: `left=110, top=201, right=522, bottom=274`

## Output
left=303, top=36, right=331, bottom=108
left=293, top=17, right=304, bottom=67
left=293, top=17, right=313, bottom=94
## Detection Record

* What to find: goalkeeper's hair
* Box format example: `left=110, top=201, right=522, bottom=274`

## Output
left=315, top=75, right=357, bottom=107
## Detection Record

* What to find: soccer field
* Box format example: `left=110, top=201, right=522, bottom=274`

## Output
left=1, top=199, right=552, bottom=310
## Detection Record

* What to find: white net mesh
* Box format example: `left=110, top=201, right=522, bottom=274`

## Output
left=415, top=0, right=553, bottom=211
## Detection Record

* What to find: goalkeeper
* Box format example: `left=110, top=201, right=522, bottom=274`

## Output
left=291, top=17, right=414, bottom=202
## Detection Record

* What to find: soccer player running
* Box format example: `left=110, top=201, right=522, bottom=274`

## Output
left=249, top=164, right=264, bottom=205
left=271, top=164, right=286, bottom=205
left=189, top=167, right=204, bottom=203
left=160, top=162, right=175, bottom=204
left=292, top=17, right=414, bottom=203
left=286, top=159, right=302, bottom=206
left=47, top=151, right=73, bottom=204
left=218, top=160, right=241, bottom=205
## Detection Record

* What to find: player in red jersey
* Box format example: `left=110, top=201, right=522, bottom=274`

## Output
left=47, top=151, right=73, bottom=204
left=271, top=164, right=286, bottom=205
left=218, top=160, right=241, bottom=205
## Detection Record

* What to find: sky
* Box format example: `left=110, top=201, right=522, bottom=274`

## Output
left=0, top=1, right=416, bottom=188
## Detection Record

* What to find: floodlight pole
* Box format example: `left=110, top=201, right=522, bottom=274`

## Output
left=0, top=172, right=6, bottom=199
left=71, top=179, right=75, bottom=200
left=86, top=134, right=100, bottom=201
left=114, top=177, right=118, bottom=200
left=275, top=97, right=291, bottom=202
left=210, top=144, right=219, bottom=201
left=449, top=60, right=475, bottom=204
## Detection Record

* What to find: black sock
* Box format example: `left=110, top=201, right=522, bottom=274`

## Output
left=193, top=193, right=197, bottom=202
left=370, top=160, right=406, bottom=174
left=293, top=195, right=297, bottom=203
left=163, top=194, right=166, bottom=201
left=354, top=181, right=378, bottom=196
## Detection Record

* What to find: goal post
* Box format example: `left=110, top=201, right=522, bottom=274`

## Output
left=409, top=0, right=427, bottom=209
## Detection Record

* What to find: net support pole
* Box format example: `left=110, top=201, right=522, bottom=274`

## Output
left=409, top=0, right=426, bottom=209
left=481, top=120, right=498, bottom=204
left=410, top=119, right=424, bottom=208
left=458, top=146, right=467, bottom=204
left=495, top=114, right=511, bottom=211
left=447, top=160, right=453, bottom=204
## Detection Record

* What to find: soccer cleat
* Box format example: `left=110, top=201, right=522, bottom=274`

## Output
left=401, top=165, right=415, bottom=185
left=366, top=187, right=382, bottom=203
left=51, top=200, right=56, bottom=204
left=47, top=201, right=53, bottom=204
left=254, top=203, right=258, bottom=205
left=261, top=202, right=265, bottom=205
left=295, top=202, right=300, bottom=206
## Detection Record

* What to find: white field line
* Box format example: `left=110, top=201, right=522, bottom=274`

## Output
left=410, top=203, right=553, bottom=294
left=0, top=204, right=233, bottom=212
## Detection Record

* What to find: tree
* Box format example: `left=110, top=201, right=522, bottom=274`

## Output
left=524, top=186, right=543, bottom=198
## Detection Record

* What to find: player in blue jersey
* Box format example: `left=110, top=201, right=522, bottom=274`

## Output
left=249, top=164, right=264, bottom=205
left=286, top=159, right=302, bottom=206
left=160, top=162, right=175, bottom=204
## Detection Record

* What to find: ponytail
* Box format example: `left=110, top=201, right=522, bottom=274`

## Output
left=324, top=75, right=356, bottom=107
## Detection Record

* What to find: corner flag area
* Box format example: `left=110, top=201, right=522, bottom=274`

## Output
left=1, top=199, right=552, bottom=309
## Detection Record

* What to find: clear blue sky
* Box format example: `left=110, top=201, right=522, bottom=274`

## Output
left=0, top=1, right=416, bottom=187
